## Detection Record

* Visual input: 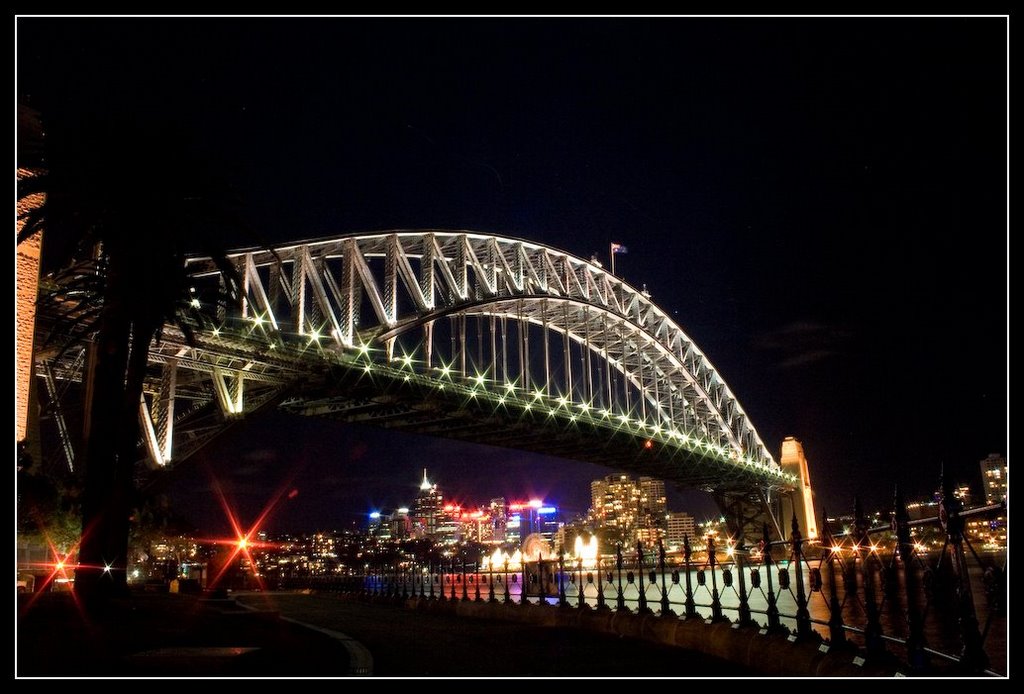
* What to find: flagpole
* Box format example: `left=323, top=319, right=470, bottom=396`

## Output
left=610, top=243, right=615, bottom=277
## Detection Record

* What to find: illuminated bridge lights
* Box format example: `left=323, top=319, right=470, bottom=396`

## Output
left=123, top=231, right=794, bottom=488
left=328, top=353, right=775, bottom=473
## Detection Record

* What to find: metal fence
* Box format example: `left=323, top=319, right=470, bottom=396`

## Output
left=280, top=477, right=1006, bottom=676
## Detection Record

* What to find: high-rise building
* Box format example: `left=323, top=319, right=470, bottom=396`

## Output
left=976, top=453, right=1008, bottom=549
left=435, top=504, right=463, bottom=545
left=506, top=510, right=523, bottom=545
left=414, top=469, right=443, bottom=537
left=391, top=508, right=412, bottom=540
left=368, top=511, right=391, bottom=540
left=665, top=512, right=696, bottom=548
left=981, top=453, right=1007, bottom=505
left=638, top=477, right=667, bottom=517
left=488, top=498, right=508, bottom=542
left=531, top=504, right=560, bottom=546
left=589, top=474, right=667, bottom=547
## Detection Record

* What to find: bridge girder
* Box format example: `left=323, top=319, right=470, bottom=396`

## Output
left=37, top=230, right=797, bottom=494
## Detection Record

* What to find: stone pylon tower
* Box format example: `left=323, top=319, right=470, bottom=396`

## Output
left=16, top=103, right=45, bottom=466
left=779, top=437, right=818, bottom=540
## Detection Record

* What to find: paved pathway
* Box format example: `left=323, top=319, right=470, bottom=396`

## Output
left=238, top=593, right=749, bottom=677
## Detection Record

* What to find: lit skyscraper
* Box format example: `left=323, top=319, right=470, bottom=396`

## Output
left=589, top=474, right=667, bottom=547
left=665, top=512, right=696, bottom=548
left=414, top=469, right=443, bottom=537
left=981, top=453, right=1007, bottom=505
left=489, top=498, right=508, bottom=542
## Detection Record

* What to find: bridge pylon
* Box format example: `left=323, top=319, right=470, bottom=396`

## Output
left=778, top=437, right=817, bottom=541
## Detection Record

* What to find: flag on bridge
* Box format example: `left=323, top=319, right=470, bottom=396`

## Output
left=610, top=242, right=628, bottom=254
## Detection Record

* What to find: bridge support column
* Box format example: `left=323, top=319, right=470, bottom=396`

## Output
left=139, top=359, right=177, bottom=468
left=713, top=489, right=784, bottom=547
left=212, top=367, right=244, bottom=417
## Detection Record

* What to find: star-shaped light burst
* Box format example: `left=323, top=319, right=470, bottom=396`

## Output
left=20, top=525, right=101, bottom=614
left=202, top=475, right=291, bottom=591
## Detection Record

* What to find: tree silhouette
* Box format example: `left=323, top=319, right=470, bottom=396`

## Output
left=18, top=114, right=243, bottom=605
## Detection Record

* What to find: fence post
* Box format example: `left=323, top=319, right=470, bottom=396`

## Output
left=636, top=541, right=651, bottom=614
left=488, top=555, right=497, bottom=603
left=596, top=557, right=608, bottom=611
left=615, top=545, right=626, bottom=611
left=791, top=514, right=813, bottom=639
left=474, top=559, right=482, bottom=602
left=537, top=551, right=545, bottom=606
left=429, top=559, right=436, bottom=600
left=658, top=539, right=673, bottom=616
left=855, top=496, right=884, bottom=656
left=762, top=523, right=781, bottom=631
left=461, top=558, right=469, bottom=601
left=682, top=535, right=696, bottom=619
left=578, top=556, right=586, bottom=609
left=708, top=534, right=723, bottom=621
left=520, top=558, right=529, bottom=606
left=940, top=469, right=989, bottom=673
left=893, top=485, right=928, bottom=670
left=735, top=539, right=752, bottom=626
left=820, top=509, right=847, bottom=648
left=558, top=550, right=568, bottom=607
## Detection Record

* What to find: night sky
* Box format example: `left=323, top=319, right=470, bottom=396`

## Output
left=18, top=18, right=1007, bottom=534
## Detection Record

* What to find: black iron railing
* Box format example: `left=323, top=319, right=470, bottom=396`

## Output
left=276, top=475, right=1006, bottom=676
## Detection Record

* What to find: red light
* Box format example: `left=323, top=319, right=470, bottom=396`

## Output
left=644, top=440, right=654, bottom=449
left=203, top=473, right=289, bottom=591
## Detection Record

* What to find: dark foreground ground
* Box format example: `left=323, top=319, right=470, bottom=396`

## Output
left=16, top=592, right=348, bottom=677
left=239, top=592, right=751, bottom=677
left=17, top=590, right=749, bottom=677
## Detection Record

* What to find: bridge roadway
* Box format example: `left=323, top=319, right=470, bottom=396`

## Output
left=236, top=592, right=750, bottom=677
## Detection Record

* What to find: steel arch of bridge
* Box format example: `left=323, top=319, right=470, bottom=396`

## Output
left=172, top=231, right=793, bottom=492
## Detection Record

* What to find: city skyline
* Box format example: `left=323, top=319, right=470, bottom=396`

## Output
left=18, top=18, right=1006, bottom=535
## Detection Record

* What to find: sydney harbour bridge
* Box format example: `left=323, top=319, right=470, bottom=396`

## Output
left=34, top=230, right=815, bottom=542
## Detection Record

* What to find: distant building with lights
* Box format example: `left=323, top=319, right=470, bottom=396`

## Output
left=975, top=453, right=1007, bottom=548
left=589, top=474, right=667, bottom=547
left=665, top=511, right=696, bottom=549
left=414, top=469, right=444, bottom=537
left=368, top=511, right=391, bottom=540
left=488, top=498, right=508, bottom=542
left=981, top=453, right=1007, bottom=505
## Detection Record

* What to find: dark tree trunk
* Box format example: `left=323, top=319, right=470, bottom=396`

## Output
left=75, top=287, right=132, bottom=606
left=76, top=267, right=157, bottom=607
